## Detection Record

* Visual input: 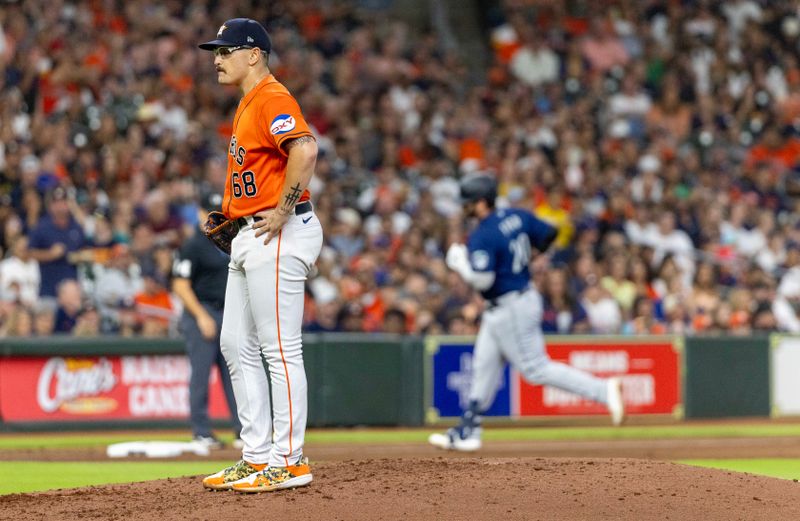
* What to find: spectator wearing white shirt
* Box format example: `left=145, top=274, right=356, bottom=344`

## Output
left=721, top=0, right=762, bottom=43
left=94, top=243, right=143, bottom=332
left=756, top=232, right=786, bottom=275
left=735, top=209, right=773, bottom=259
left=581, top=280, right=622, bottom=334
left=608, top=75, right=652, bottom=138
left=630, top=154, right=664, bottom=204
left=773, top=246, right=800, bottom=333
left=509, top=32, right=560, bottom=87
left=647, top=211, right=695, bottom=284
left=624, top=203, right=654, bottom=247
left=0, top=236, right=39, bottom=306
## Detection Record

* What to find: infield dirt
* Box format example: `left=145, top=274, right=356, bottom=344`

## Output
left=2, top=434, right=800, bottom=520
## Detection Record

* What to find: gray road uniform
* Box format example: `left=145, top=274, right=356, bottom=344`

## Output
left=429, top=176, right=624, bottom=451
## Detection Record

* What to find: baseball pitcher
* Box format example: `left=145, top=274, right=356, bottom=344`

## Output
left=429, top=175, right=625, bottom=451
left=198, top=18, right=322, bottom=492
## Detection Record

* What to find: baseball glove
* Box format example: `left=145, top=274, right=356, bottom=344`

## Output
left=203, top=211, right=237, bottom=255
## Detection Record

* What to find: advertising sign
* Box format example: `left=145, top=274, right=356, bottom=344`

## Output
left=0, top=355, right=232, bottom=422
left=518, top=339, right=681, bottom=417
left=427, top=340, right=511, bottom=421
left=426, top=336, right=682, bottom=423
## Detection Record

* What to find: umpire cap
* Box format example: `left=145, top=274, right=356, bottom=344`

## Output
left=199, top=18, right=271, bottom=53
left=200, top=190, right=223, bottom=212
left=459, top=175, right=497, bottom=206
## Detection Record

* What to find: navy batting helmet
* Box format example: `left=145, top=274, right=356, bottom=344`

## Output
left=459, top=175, right=497, bottom=205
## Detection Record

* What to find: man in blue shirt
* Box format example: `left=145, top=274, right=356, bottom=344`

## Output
left=429, top=175, right=625, bottom=452
left=28, top=187, right=89, bottom=297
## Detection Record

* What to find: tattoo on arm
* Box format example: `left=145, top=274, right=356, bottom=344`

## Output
left=277, top=136, right=314, bottom=215
left=284, top=135, right=316, bottom=150
left=278, top=183, right=303, bottom=215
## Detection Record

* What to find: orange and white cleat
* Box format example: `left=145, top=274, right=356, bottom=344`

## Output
left=202, top=460, right=267, bottom=491
left=232, top=456, right=313, bottom=493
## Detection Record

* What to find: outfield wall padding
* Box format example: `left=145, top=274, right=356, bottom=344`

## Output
left=0, top=335, right=425, bottom=429
left=0, top=334, right=779, bottom=429
left=683, top=336, right=771, bottom=418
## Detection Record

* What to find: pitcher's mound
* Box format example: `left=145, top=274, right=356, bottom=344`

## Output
left=1, top=457, right=798, bottom=520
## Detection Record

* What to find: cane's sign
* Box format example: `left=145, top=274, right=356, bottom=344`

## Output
left=0, top=355, right=233, bottom=422
left=36, top=357, right=118, bottom=414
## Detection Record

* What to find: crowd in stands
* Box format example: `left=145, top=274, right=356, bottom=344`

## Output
left=2, top=0, right=800, bottom=338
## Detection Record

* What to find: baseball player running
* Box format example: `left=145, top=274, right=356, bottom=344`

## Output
left=429, top=175, right=625, bottom=452
left=198, top=18, right=323, bottom=492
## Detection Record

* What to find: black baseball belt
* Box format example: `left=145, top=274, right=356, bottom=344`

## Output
left=235, top=201, right=312, bottom=229
left=486, top=286, right=532, bottom=309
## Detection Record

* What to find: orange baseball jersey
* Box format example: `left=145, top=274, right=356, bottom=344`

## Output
left=223, top=75, right=312, bottom=219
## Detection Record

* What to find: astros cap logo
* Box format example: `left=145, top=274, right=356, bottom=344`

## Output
left=217, top=24, right=227, bottom=37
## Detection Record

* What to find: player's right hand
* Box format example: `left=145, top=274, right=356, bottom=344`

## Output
left=197, top=313, right=217, bottom=340
left=252, top=208, right=290, bottom=246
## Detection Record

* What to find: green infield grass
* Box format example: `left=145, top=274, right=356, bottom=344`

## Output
left=4, top=423, right=800, bottom=450
left=680, top=459, right=800, bottom=481
left=0, top=461, right=230, bottom=495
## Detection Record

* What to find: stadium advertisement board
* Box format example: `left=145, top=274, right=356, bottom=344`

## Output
left=0, top=355, right=232, bottom=422
left=426, top=336, right=682, bottom=422
left=427, top=341, right=512, bottom=420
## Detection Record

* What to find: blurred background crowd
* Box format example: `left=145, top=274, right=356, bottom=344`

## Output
left=2, top=0, right=800, bottom=338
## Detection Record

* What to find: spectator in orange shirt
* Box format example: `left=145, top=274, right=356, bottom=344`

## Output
left=744, top=126, right=800, bottom=171
left=134, top=264, right=175, bottom=336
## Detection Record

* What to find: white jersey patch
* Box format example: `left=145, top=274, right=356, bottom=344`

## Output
left=270, top=114, right=296, bottom=135
left=173, top=258, right=192, bottom=278
left=471, top=250, right=490, bottom=271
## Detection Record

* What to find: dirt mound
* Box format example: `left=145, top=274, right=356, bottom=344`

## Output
left=1, top=457, right=798, bottom=521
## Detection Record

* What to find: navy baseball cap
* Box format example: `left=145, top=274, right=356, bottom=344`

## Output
left=200, top=191, right=223, bottom=212
left=199, top=18, right=271, bottom=53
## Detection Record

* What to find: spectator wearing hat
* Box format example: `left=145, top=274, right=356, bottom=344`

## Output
left=27, top=187, right=89, bottom=297
left=171, top=191, right=241, bottom=449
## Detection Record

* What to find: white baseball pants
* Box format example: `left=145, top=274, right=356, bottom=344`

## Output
left=469, top=289, right=608, bottom=411
left=220, top=209, right=322, bottom=467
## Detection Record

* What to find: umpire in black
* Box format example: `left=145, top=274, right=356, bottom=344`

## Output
left=173, top=191, right=241, bottom=448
